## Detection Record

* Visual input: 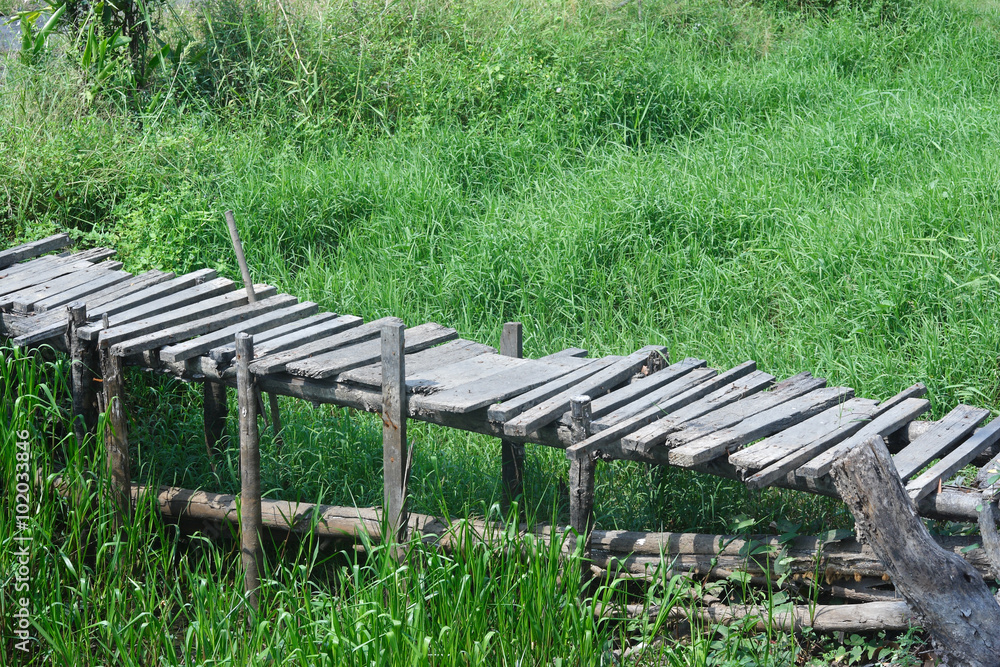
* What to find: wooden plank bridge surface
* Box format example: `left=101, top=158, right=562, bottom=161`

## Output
left=3, top=234, right=998, bottom=528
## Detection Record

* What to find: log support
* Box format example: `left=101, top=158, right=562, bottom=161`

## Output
left=500, top=322, right=525, bottom=516
left=830, top=435, right=1000, bottom=665
left=236, top=332, right=263, bottom=611
left=568, top=395, right=594, bottom=545
left=99, top=347, right=131, bottom=526
left=382, top=322, right=409, bottom=544
left=203, top=381, right=228, bottom=462
left=68, top=303, right=98, bottom=445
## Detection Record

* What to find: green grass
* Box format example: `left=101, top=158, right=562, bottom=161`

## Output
left=3, top=0, right=1000, bottom=661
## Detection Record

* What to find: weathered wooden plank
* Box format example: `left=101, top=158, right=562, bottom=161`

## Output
left=408, top=353, right=526, bottom=395
left=159, top=301, right=319, bottom=363
left=207, top=312, right=343, bottom=365
left=0, top=257, right=101, bottom=302
left=663, top=373, right=828, bottom=449
left=538, top=347, right=588, bottom=360
left=381, top=322, right=409, bottom=543
left=501, top=346, right=669, bottom=437
left=35, top=270, right=167, bottom=314
left=591, top=367, right=719, bottom=431
left=9, top=262, right=126, bottom=313
left=109, top=293, right=294, bottom=357
left=743, top=390, right=929, bottom=490
left=568, top=396, right=595, bottom=541
left=97, top=282, right=266, bottom=348
left=9, top=271, right=175, bottom=348
left=416, top=349, right=635, bottom=420
left=67, top=247, right=116, bottom=264
left=564, top=367, right=731, bottom=462
left=17, top=268, right=132, bottom=314
left=101, top=347, right=131, bottom=526
left=0, top=253, right=63, bottom=279
left=891, top=405, right=990, bottom=482
left=486, top=357, right=621, bottom=423
left=249, top=316, right=404, bottom=375
left=669, top=386, right=854, bottom=467
left=585, top=357, right=706, bottom=422
left=0, top=233, right=71, bottom=269
left=286, top=322, right=458, bottom=379
left=908, top=418, right=1000, bottom=502
left=77, top=270, right=223, bottom=340
left=620, top=362, right=770, bottom=453
left=68, top=304, right=98, bottom=444
left=338, top=339, right=497, bottom=388
left=796, top=397, right=932, bottom=479
left=730, top=398, right=880, bottom=472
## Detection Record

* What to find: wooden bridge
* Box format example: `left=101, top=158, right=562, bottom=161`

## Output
left=3, top=233, right=1000, bottom=542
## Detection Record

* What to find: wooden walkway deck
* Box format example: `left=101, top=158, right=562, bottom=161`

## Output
left=3, top=234, right=998, bottom=533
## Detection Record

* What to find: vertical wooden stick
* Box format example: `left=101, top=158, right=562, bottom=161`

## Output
left=236, top=332, right=263, bottom=611
left=382, top=322, right=409, bottom=544
left=568, top=395, right=594, bottom=545
left=500, top=322, right=525, bottom=516
left=100, top=347, right=131, bottom=526
left=225, top=209, right=283, bottom=450
left=203, top=381, right=228, bottom=463
left=68, top=302, right=98, bottom=445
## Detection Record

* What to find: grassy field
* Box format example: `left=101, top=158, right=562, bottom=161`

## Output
left=3, top=0, right=1000, bottom=662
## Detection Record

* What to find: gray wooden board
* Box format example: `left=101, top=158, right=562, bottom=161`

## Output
left=621, top=362, right=769, bottom=452
left=587, top=358, right=706, bottom=421
left=110, top=294, right=297, bottom=357
left=0, top=254, right=62, bottom=279
left=249, top=316, right=404, bottom=375
left=406, top=353, right=527, bottom=395
left=565, top=367, right=731, bottom=461
left=0, top=233, right=71, bottom=270
left=208, top=311, right=344, bottom=364
left=891, top=404, right=990, bottom=482
left=668, top=386, right=854, bottom=467
left=159, top=301, right=319, bottom=362
left=286, top=322, right=459, bottom=379
left=411, top=353, right=600, bottom=416
left=8, top=271, right=173, bottom=347
left=0, top=258, right=99, bottom=302
left=9, top=262, right=126, bottom=313
left=68, top=248, right=116, bottom=263
left=77, top=269, right=221, bottom=339
left=730, top=398, right=880, bottom=472
left=909, top=417, right=1000, bottom=502
left=662, top=373, right=827, bottom=449
left=339, top=339, right=498, bottom=388
left=537, top=348, right=588, bottom=360
left=796, top=397, right=932, bottom=479
left=591, top=367, right=719, bottom=431
left=17, top=268, right=131, bottom=313
left=98, top=284, right=270, bottom=348
left=502, top=345, right=669, bottom=437
left=34, top=270, right=168, bottom=314
left=487, top=357, right=620, bottom=423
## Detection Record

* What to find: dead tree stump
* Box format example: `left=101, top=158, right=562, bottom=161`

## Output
left=830, top=435, right=1000, bottom=665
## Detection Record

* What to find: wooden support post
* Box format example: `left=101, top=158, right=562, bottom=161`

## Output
left=99, top=347, right=131, bottom=525
left=568, top=395, right=594, bottom=544
left=830, top=435, right=1000, bottom=665
left=68, top=303, right=98, bottom=445
left=236, top=332, right=263, bottom=611
left=500, top=322, right=525, bottom=515
left=203, top=381, right=228, bottom=462
left=225, top=209, right=283, bottom=451
left=382, top=322, right=409, bottom=544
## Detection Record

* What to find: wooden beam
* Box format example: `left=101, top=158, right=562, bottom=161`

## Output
left=381, top=322, right=409, bottom=543
left=568, top=395, right=595, bottom=545
left=235, top=333, right=263, bottom=612
left=68, top=303, right=98, bottom=445
left=100, top=347, right=131, bottom=526
left=203, top=381, right=228, bottom=462
left=500, top=322, right=525, bottom=515
left=0, top=233, right=71, bottom=269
